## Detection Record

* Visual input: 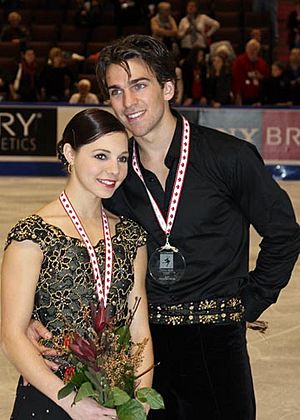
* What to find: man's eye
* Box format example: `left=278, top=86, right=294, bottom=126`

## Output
left=134, top=83, right=146, bottom=91
left=110, top=89, right=122, bottom=97
left=95, top=154, right=106, bottom=160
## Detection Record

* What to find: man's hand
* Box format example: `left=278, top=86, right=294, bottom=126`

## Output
left=22, top=320, right=60, bottom=385
left=246, top=320, right=268, bottom=334
left=27, top=320, right=59, bottom=371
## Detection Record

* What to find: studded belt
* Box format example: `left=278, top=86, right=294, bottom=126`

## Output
left=149, top=296, right=245, bottom=326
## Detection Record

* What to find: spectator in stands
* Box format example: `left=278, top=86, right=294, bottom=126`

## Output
left=181, top=46, right=207, bottom=106
left=249, top=27, right=271, bottom=63
left=232, top=39, right=270, bottom=106
left=287, top=0, right=300, bottom=49
left=40, top=47, right=74, bottom=102
left=0, top=11, right=30, bottom=47
left=11, top=47, right=40, bottom=102
left=206, top=54, right=232, bottom=107
left=69, top=78, right=99, bottom=104
left=263, top=61, right=292, bottom=106
left=151, top=2, right=178, bottom=52
left=74, top=0, right=103, bottom=27
left=286, top=47, right=300, bottom=105
left=209, top=40, right=236, bottom=66
left=252, top=0, right=278, bottom=44
left=178, top=0, right=220, bottom=58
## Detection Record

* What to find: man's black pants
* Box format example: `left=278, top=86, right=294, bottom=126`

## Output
left=148, top=322, right=255, bottom=420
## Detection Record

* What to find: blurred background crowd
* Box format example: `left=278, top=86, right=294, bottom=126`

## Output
left=0, top=0, right=299, bottom=107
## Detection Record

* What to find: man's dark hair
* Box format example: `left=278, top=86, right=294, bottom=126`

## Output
left=96, top=35, right=177, bottom=101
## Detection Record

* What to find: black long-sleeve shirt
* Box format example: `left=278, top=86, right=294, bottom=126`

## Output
left=104, top=113, right=300, bottom=322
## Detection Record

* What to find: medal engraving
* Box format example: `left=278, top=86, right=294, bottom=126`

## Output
left=160, top=251, right=174, bottom=270
left=149, top=246, right=186, bottom=285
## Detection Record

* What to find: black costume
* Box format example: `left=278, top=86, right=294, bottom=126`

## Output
left=104, top=112, right=300, bottom=419
left=6, top=215, right=146, bottom=419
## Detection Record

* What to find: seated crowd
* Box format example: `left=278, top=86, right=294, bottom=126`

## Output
left=0, top=0, right=299, bottom=106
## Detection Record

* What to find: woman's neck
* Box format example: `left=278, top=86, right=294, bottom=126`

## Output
left=64, top=183, right=102, bottom=219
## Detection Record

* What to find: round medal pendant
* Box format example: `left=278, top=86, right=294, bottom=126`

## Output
left=149, top=245, right=186, bottom=286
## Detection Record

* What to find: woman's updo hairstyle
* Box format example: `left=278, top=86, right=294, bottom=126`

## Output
left=57, top=108, right=127, bottom=167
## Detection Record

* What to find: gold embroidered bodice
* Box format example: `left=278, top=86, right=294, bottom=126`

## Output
left=5, top=215, right=147, bottom=340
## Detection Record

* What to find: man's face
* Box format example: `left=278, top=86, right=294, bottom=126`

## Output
left=159, top=5, right=171, bottom=20
left=105, top=58, right=174, bottom=139
left=187, top=2, right=197, bottom=15
left=246, top=44, right=260, bottom=62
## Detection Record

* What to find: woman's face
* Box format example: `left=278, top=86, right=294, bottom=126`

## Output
left=24, top=49, right=35, bottom=64
left=52, top=55, right=63, bottom=67
left=271, top=64, right=282, bottom=77
left=212, top=55, right=224, bottom=71
left=67, top=131, right=129, bottom=200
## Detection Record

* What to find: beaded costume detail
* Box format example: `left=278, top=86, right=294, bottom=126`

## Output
left=5, top=215, right=147, bottom=339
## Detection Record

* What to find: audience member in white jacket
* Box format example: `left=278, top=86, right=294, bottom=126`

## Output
left=69, top=78, right=99, bottom=104
left=178, top=0, right=220, bottom=55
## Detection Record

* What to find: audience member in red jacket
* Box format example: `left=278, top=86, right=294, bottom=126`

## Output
left=232, top=39, right=270, bottom=105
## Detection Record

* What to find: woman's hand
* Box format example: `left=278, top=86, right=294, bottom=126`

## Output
left=65, top=397, right=117, bottom=420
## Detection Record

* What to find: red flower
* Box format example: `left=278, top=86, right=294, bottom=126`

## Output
left=90, top=302, right=113, bottom=335
left=63, top=335, right=71, bottom=350
left=64, top=366, right=75, bottom=382
left=69, top=333, right=97, bottom=362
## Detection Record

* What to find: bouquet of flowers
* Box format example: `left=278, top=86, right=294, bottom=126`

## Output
left=56, top=298, right=164, bottom=420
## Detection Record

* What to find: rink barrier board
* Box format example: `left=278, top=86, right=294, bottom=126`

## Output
left=0, top=104, right=299, bottom=179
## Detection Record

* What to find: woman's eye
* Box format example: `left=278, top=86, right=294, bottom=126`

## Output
left=95, top=154, right=106, bottom=160
left=118, top=156, right=128, bottom=163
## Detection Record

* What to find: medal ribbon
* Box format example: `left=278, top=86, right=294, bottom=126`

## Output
left=132, top=117, right=190, bottom=236
left=59, top=191, right=113, bottom=307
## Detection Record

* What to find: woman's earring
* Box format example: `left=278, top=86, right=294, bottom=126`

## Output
left=67, top=162, right=73, bottom=174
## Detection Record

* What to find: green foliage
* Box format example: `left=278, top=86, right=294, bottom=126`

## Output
left=58, top=382, right=75, bottom=400
left=105, top=387, right=131, bottom=407
left=117, top=398, right=147, bottom=420
left=115, top=325, right=131, bottom=350
left=137, top=388, right=165, bottom=410
left=74, top=381, right=99, bottom=403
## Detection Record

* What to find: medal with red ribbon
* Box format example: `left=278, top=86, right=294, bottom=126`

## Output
left=132, top=117, right=190, bottom=285
left=59, top=191, right=113, bottom=307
